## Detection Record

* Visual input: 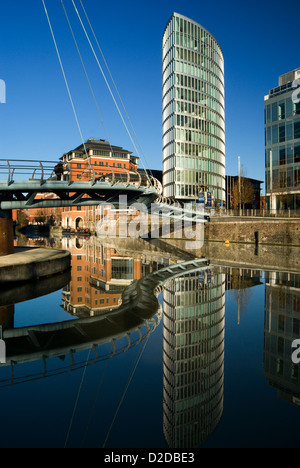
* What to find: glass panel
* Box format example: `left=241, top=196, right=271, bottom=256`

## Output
left=287, top=145, right=293, bottom=164
left=279, top=147, right=286, bottom=165
left=278, top=101, right=285, bottom=120
left=272, top=125, right=278, bottom=144
left=286, top=98, right=293, bottom=118
left=279, top=124, right=285, bottom=143
left=295, top=168, right=300, bottom=186
left=266, top=127, right=271, bottom=145
left=279, top=169, right=287, bottom=187
left=295, top=144, right=300, bottom=164
left=272, top=147, right=279, bottom=167
left=287, top=168, right=293, bottom=187
left=294, top=120, right=300, bottom=139
left=286, top=122, right=293, bottom=140
left=266, top=105, right=271, bottom=124
left=272, top=103, right=277, bottom=122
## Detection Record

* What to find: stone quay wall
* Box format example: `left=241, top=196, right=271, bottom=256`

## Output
left=204, top=217, right=300, bottom=246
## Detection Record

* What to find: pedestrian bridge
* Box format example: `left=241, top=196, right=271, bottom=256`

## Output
left=0, top=159, right=159, bottom=211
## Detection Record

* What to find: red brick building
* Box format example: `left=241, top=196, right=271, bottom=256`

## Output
left=61, top=139, right=139, bottom=231
left=13, top=139, right=139, bottom=230
left=61, top=238, right=143, bottom=316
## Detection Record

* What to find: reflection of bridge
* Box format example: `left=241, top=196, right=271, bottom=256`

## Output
left=0, top=258, right=210, bottom=387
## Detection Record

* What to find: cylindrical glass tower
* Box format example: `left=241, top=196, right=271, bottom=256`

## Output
left=162, top=13, right=225, bottom=206
left=162, top=269, right=225, bottom=448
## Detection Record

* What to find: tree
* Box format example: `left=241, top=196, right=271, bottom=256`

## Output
left=231, top=177, right=255, bottom=210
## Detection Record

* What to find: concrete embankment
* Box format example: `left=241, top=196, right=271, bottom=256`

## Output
left=0, top=247, right=71, bottom=284
left=205, top=217, right=300, bottom=246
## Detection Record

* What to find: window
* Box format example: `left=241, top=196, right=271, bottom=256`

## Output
left=276, top=358, right=284, bottom=375
left=287, top=145, right=293, bottom=164
left=286, top=98, right=293, bottom=118
left=295, top=102, right=300, bottom=116
left=286, top=123, right=293, bottom=140
left=278, top=101, right=285, bottom=120
left=278, top=314, right=285, bottom=331
left=111, top=258, right=134, bottom=280
left=294, top=145, right=300, bottom=163
left=279, top=170, right=287, bottom=188
left=287, top=168, right=293, bottom=187
left=294, top=120, right=300, bottom=139
left=265, top=105, right=271, bottom=124
left=293, top=318, right=300, bottom=335
left=279, top=147, right=286, bottom=165
left=291, top=364, right=299, bottom=381
left=277, top=336, right=284, bottom=354
left=272, top=103, right=277, bottom=122
left=295, top=169, right=300, bottom=187
left=279, top=124, right=285, bottom=143
left=271, top=147, right=279, bottom=167
left=272, top=125, right=278, bottom=144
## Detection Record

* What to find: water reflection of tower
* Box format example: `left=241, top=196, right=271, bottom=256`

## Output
left=162, top=269, right=225, bottom=448
left=264, top=271, right=300, bottom=406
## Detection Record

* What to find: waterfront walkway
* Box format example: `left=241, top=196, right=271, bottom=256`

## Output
left=0, top=247, right=71, bottom=283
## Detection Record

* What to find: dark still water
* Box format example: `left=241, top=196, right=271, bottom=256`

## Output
left=0, top=236, right=299, bottom=448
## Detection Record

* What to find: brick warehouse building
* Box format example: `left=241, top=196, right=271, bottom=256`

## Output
left=13, top=139, right=141, bottom=231
left=61, top=139, right=139, bottom=232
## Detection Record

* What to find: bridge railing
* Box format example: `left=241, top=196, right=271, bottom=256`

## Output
left=0, top=159, right=59, bottom=185
left=0, top=159, right=160, bottom=192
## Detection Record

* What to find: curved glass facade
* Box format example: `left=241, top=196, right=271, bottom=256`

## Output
left=162, top=13, right=225, bottom=204
left=162, top=270, right=225, bottom=448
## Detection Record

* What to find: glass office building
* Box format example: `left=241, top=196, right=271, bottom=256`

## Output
left=265, top=68, right=300, bottom=210
left=162, top=13, right=225, bottom=205
left=162, top=270, right=225, bottom=448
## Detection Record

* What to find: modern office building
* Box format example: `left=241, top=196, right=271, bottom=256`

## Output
left=265, top=68, right=300, bottom=210
left=162, top=269, right=225, bottom=447
left=162, top=12, right=225, bottom=205
left=264, top=271, right=300, bottom=407
left=225, top=175, right=263, bottom=210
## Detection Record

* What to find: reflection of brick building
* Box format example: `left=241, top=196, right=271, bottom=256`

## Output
left=61, top=238, right=144, bottom=317
left=13, top=193, right=62, bottom=226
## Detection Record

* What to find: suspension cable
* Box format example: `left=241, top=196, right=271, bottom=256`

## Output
left=102, top=334, right=150, bottom=448
left=71, top=0, right=152, bottom=187
left=64, top=348, right=92, bottom=448
left=42, top=0, right=94, bottom=179
left=78, top=0, right=154, bottom=182
left=61, top=0, right=114, bottom=158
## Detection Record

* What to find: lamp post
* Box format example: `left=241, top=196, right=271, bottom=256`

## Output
left=238, top=156, right=241, bottom=216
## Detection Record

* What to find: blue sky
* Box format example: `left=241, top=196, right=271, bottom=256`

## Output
left=0, top=0, right=299, bottom=191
